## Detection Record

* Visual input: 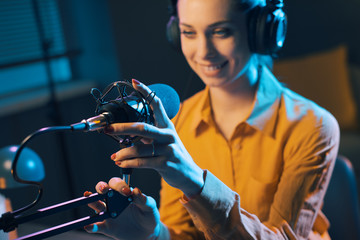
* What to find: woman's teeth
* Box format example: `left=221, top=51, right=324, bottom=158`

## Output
left=205, top=64, right=222, bottom=71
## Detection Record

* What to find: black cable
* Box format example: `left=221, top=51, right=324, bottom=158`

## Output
left=11, top=126, right=73, bottom=216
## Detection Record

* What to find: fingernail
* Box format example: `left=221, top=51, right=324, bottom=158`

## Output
left=115, top=161, right=121, bottom=166
left=135, top=187, right=142, bottom=195
left=121, top=186, right=132, bottom=196
left=104, top=126, right=114, bottom=133
left=111, top=153, right=116, bottom=160
left=99, top=184, right=105, bottom=191
left=84, top=191, right=92, bottom=197
left=132, top=79, right=141, bottom=85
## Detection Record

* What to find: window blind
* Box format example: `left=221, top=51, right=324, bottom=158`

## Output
left=0, top=0, right=71, bottom=96
left=0, top=0, right=66, bottom=67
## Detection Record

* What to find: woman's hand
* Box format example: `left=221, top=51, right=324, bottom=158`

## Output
left=105, top=79, right=204, bottom=198
left=84, top=177, right=161, bottom=240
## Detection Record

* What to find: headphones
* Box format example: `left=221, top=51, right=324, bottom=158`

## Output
left=166, top=0, right=287, bottom=56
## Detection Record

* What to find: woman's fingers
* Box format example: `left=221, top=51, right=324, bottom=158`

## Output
left=95, top=181, right=110, bottom=194
left=111, top=143, right=168, bottom=170
left=115, top=156, right=166, bottom=169
left=111, top=142, right=158, bottom=161
left=131, top=79, right=170, bottom=128
left=84, top=189, right=106, bottom=213
left=131, top=187, right=147, bottom=206
left=84, top=191, right=107, bottom=214
left=83, top=191, right=107, bottom=235
left=108, top=177, right=133, bottom=197
left=104, top=122, right=175, bottom=144
left=106, top=178, right=151, bottom=209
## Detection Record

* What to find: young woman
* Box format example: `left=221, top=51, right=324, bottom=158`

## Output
left=84, top=0, right=339, bottom=239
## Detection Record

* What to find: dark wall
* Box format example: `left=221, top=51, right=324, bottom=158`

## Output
left=58, top=0, right=122, bottom=88
left=105, top=0, right=204, bottom=100
left=280, top=0, right=360, bottom=64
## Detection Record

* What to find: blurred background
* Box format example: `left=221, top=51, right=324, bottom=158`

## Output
left=0, top=0, right=359, bottom=238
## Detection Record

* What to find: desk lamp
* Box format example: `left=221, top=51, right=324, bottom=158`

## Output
left=0, top=145, right=45, bottom=239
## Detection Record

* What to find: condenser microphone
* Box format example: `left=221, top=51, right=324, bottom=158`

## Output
left=70, top=83, right=180, bottom=132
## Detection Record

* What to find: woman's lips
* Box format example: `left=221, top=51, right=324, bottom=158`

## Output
left=199, top=61, right=228, bottom=77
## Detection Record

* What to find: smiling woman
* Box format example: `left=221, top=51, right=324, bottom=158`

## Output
left=82, top=0, right=340, bottom=239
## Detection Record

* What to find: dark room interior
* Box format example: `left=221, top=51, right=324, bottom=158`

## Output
left=0, top=0, right=360, bottom=239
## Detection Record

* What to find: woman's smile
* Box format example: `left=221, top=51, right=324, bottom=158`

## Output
left=198, top=61, right=229, bottom=77
left=178, top=0, right=252, bottom=88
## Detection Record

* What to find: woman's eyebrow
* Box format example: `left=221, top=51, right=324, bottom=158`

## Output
left=180, top=20, right=232, bottom=28
left=179, top=22, right=193, bottom=28
left=209, top=20, right=232, bottom=27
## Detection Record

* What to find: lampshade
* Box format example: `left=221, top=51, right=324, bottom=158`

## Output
left=0, top=145, right=45, bottom=189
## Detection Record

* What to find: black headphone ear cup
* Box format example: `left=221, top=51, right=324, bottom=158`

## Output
left=257, top=6, right=275, bottom=54
left=247, top=6, right=261, bottom=53
left=247, top=5, right=287, bottom=55
left=166, top=16, right=182, bottom=52
left=267, top=8, right=287, bottom=54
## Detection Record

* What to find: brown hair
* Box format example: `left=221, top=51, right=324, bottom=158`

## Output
left=170, top=0, right=263, bottom=16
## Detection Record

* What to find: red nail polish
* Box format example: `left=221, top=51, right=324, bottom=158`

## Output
left=115, top=161, right=121, bottom=166
left=132, top=79, right=140, bottom=85
left=122, top=187, right=131, bottom=196
left=111, top=153, right=116, bottom=160
left=84, top=191, right=92, bottom=197
left=104, top=126, right=114, bottom=133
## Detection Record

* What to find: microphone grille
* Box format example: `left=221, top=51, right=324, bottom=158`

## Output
left=149, top=83, right=180, bottom=119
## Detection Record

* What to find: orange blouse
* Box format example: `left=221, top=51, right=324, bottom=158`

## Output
left=159, top=67, right=339, bottom=239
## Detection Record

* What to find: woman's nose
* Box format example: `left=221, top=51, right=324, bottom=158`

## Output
left=196, top=35, right=217, bottom=59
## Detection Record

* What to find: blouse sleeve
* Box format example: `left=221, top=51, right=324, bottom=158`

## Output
left=159, top=178, right=206, bottom=240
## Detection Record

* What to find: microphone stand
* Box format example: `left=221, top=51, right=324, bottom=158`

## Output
left=0, top=124, right=132, bottom=239
left=0, top=189, right=131, bottom=240
left=0, top=123, right=137, bottom=239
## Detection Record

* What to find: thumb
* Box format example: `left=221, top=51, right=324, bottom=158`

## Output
left=131, top=187, right=157, bottom=212
left=131, top=187, right=147, bottom=207
left=132, top=79, right=169, bottom=128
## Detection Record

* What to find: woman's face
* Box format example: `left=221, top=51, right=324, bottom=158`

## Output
left=177, top=0, right=253, bottom=88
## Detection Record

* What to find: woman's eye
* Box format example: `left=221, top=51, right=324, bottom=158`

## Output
left=213, top=29, right=231, bottom=38
left=181, top=30, right=196, bottom=38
